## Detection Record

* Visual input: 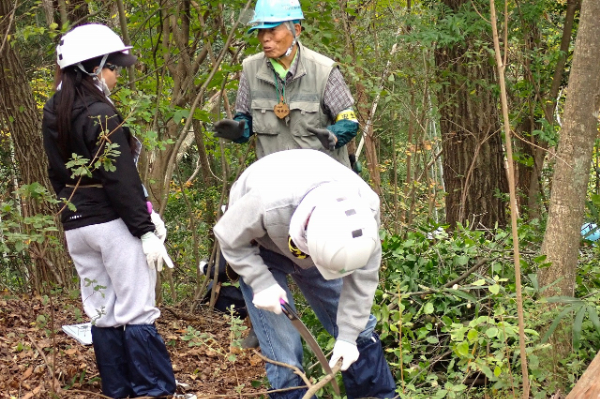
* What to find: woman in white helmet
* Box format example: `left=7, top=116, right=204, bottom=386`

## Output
left=42, top=24, right=177, bottom=398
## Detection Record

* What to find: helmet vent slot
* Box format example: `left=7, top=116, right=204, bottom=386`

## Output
left=345, top=209, right=356, bottom=216
left=352, top=229, right=363, bottom=238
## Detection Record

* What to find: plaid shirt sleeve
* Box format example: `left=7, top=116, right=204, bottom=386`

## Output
left=323, top=67, right=355, bottom=120
left=235, top=70, right=251, bottom=115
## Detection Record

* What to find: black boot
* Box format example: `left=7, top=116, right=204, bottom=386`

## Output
left=123, top=324, right=176, bottom=397
left=342, top=332, right=397, bottom=399
left=268, top=387, right=317, bottom=399
left=91, top=326, right=134, bottom=398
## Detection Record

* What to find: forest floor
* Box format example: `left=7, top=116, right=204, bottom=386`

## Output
left=0, top=291, right=269, bottom=398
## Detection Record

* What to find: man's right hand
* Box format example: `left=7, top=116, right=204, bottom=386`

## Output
left=307, top=127, right=337, bottom=151
left=214, top=119, right=246, bottom=141
left=252, top=284, right=288, bottom=314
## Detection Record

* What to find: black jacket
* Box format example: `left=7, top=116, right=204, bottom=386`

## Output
left=42, top=91, right=154, bottom=238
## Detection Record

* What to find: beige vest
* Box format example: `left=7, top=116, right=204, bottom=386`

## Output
left=242, top=43, right=351, bottom=168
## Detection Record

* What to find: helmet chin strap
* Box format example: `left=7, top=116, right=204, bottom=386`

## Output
left=75, top=54, right=112, bottom=96
left=275, top=21, right=298, bottom=60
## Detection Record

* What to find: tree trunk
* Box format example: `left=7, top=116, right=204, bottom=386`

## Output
left=540, top=0, right=600, bottom=298
left=434, top=0, right=508, bottom=229
left=514, top=0, right=580, bottom=221
left=566, top=349, right=600, bottom=399
left=0, top=0, right=73, bottom=293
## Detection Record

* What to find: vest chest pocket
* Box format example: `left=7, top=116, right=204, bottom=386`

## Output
left=251, top=98, right=282, bottom=135
left=289, top=101, right=322, bottom=137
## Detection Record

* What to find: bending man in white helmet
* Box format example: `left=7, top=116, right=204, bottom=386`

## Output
left=214, top=150, right=396, bottom=399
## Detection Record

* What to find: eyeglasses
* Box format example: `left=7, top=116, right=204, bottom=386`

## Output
left=104, top=64, right=122, bottom=74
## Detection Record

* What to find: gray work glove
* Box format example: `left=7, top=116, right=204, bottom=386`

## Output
left=307, top=127, right=337, bottom=151
left=214, top=119, right=245, bottom=141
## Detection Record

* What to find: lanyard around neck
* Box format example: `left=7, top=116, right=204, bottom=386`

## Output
left=273, top=69, right=286, bottom=104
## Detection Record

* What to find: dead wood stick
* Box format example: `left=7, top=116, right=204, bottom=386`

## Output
left=252, top=349, right=312, bottom=388
left=301, top=361, right=342, bottom=399
left=27, top=334, right=61, bottom=395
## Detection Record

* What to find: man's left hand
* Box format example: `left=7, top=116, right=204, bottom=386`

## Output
left=329, top=339, right=359, bottom=371
left=307, top=127, right=337, bottom=151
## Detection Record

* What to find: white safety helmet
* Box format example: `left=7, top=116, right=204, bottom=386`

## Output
left=56, top=24, right=135, bottom=70
left=306, top=193, right=379, bottom=280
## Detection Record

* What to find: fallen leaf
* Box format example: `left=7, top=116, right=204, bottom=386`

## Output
left=21, top=366, right=33, bottom=381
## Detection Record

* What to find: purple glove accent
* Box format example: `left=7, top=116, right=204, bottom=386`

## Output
left=146, top=201, right=153, bottom=214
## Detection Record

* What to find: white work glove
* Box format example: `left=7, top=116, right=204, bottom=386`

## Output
left=252, top=284, right=288, bottom=314
left=140, top=232, right=174, bottom=272
left=329, top=340, right=359, bottom=371
left=150, top=210, right=167, bottom=243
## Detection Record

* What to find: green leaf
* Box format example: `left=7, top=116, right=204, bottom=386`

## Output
left=494, top=366, right=502, bottom=377
left=251, top=380, right=263, bottom=388
left=541, top=306, right=575, bottom=344
left=424, top=302, right=434, bottom=314
left=545, top=296, right=584, bottom=305
left=426, top=336, right=439, bottom=344
left=489, top=284, right=500, bottom=295
left=485, top=327, right=498, bottom=338
left=456, top=341, right=469, bottom=357
left=173, top=109, right=190, bottom=124
left=472, top=279, right=486, bottom=286
left=446, top=289, right=477, bottom=302
left=454, top=255, right=469, bottom=266
left=573, top=305, right=586, bottom=349
left=467, top=329, right=478, bottom=343
left=587, top=305, right=600, bottom=336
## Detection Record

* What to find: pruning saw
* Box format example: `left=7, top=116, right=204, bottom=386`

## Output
left=280, top=299, right=341, bottom=395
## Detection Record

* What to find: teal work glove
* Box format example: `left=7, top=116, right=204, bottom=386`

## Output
left=214, top=119, right=246, bottom=141
left=307, top=127, right=337, bottom=151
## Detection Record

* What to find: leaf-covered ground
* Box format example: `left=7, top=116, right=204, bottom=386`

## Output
left=0, top=292, right=268, bottom=398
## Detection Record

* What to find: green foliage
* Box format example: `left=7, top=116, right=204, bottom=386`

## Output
left=286, top=222, right=600, bottom=398
left=0, top=184, right=60, bottom=255
left=0, top=0, right=595, bottom=397
left=227, top=306, right=248, bottom=360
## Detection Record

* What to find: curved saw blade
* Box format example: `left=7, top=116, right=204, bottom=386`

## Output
left=280, top=300, right=340, bottom=395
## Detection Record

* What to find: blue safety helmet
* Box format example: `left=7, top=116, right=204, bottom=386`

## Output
left=248, top=0, right=304, bottom=33
left=581, top=222, right=600, bottom=242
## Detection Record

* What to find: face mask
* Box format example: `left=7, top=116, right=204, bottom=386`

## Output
left=98, top=73, right=112, bottom=97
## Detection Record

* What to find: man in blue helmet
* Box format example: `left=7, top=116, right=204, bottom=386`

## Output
left=213, top=0, right=360, bottom=170
left=208, top=0, right=361, bottom=359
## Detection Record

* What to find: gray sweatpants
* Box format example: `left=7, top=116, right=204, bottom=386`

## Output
left=65, top=218, right=160, bottom=327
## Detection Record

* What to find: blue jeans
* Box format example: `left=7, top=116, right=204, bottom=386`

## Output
left=239, top=248, right=378, bottom=397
